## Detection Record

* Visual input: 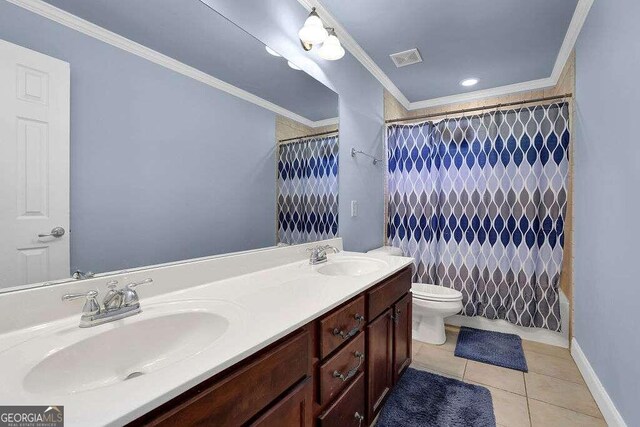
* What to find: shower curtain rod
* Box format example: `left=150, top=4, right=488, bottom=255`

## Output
left=385, top=93, right=573, bottom=125
left=278, top=129, right=339, bottom=144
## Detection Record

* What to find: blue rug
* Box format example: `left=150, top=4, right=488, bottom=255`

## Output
left=377, top=368, right=496, bottom=427
left=455, top=327, right=528, bottom=372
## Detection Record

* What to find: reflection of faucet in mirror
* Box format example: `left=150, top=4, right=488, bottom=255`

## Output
left=72, top=270, right=94, bottom=280
left=62, top=278, right=153, bottom=327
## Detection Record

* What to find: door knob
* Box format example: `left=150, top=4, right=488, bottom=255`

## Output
left=38, top=226, right=65, bottom=238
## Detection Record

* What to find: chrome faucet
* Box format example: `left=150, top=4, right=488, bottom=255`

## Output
left=308, top=244, right=340, bottom=265
left=62, top=278, right=153, bottom=327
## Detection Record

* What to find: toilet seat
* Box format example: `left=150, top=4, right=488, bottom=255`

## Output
left=412, top=283, right=463, bottom=302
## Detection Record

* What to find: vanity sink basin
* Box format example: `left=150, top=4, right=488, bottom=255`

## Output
left=316, top=257, right=387, bottom=277
left=2, top=299, right=245, bottom=396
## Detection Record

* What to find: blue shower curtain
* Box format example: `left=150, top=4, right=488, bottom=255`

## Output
left=277, top=135, right=339, bottom=244
left=387, top=104, right=570, bottom=331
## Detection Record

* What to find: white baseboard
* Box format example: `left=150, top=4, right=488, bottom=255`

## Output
left=571, top=338, right=627, bottom=427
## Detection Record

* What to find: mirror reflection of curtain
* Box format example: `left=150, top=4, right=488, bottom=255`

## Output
left=386, top=103, right=570, bottom=331
left=277, top=135, right=339, bottom=244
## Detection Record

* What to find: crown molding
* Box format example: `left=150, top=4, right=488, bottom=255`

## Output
left=6, top=0, right=332, bottom=128
left=296, top=0, right=411, bottom=110
left=550, top=0, right=594, bottom=82
left=304, top=0, right=592, bottom=110
left=311, top=116, right=339, bottom=128
left=407, top=77, right=556, bottom=110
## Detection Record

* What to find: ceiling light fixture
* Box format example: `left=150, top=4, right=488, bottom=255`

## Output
left=298, top=8, right=328, bottom=47
left=460, top=78, right=479, bottom=87
left=318, top=28, right=345, bottom=61
left=265, top=46, right=281, bottom=57
left=298, top=8, right=344, bottom=61
left=287, top=60, right=301, bottom=71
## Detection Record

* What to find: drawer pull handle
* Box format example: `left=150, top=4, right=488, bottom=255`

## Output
left=354, top=412, right=365, bottom=426
left=333, top=314, right=365, bottom=340
left=333, top=351, right=364, bottom=382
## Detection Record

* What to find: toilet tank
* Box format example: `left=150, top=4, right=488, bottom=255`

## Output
left=367, top=246, right=404, bottom=256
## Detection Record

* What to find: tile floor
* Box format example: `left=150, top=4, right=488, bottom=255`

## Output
left=411, top=326, right=606, bottom=427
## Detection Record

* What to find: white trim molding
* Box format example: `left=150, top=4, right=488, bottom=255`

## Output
left=6, top=0, right=333, bottom=128
left=311, top=116, right=339, bottom=128
left=408, top=78, right=555, bottom=110
left=571, top=338, right=628, bottom=427
left=303, top=0, right=593, bottom=110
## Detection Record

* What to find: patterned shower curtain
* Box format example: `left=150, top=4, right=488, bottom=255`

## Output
left=277, top=135, right=339, bottom=244
left=387, top=103, right=570, bottom=331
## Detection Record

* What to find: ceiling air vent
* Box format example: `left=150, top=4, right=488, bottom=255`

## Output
left=390, top=48, right=423, bottom=68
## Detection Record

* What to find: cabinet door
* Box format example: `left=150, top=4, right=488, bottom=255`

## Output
left=250, top=378, right=313, bottom=427
left=393, top=293, right=412, bottom=383
left=366, top=308, right=393, bottom=422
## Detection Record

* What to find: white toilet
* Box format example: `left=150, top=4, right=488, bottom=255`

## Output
left=367, top=246, right=463, bottom=345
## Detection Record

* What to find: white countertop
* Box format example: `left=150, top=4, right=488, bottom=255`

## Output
left=0, top=249, right=413, bottom=427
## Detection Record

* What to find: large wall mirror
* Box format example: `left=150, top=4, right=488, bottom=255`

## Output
left=0, top=0, right=339, bottom=292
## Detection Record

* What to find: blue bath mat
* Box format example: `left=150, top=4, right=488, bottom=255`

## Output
left=377, top=368, right=496, bottom=427
left=455, top=327, right=528, bottom=372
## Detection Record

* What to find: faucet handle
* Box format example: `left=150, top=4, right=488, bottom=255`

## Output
left=62, top=289, right=100, bottom=316
left=127, top=278, right=153, bottom=289
left=123, top=278, right=152, bottom=307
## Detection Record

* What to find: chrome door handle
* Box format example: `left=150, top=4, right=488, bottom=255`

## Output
left=38, top=226, right=65, bottom=238
left=390, top=308, right=401, bottom=324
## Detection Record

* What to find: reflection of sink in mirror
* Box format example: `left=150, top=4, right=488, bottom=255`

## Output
left=3, top=300, right=242, bottom=396
left=316, top=257, right=388, bottom=277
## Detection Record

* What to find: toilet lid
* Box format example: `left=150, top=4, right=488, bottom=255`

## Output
left=412, top=283, right=463, bottom=302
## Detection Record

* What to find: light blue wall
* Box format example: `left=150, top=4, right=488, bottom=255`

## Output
left=204, top=0, right=386, bottom=252
left=574, top=1, right=640, bottom=425
left=0, top=1, right=277, bottom=274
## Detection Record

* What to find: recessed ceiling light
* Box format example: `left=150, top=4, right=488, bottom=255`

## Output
left=287, top=61, right=301, bottom=71
left=460, top=78, right=479, bottom=87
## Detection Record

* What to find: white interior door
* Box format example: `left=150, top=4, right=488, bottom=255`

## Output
left=0, top=39, right=70, bottom=290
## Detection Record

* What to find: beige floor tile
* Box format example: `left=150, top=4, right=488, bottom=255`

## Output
left=467, top=381, right=530, bottom=427
left=414, top=328, right=460, bottom=353
left=529, top=399, right=607, bottom=427
left=464, top=360, right=526, bottom=395
left=525, top=351, right=585, bottom=384
left=525, top=372, right=602, bottom=418
left=413, top=344, right=467, bottom=379
left=522, top=340, right=572, bottom=360
left=412, top=340, right=424, bottom=358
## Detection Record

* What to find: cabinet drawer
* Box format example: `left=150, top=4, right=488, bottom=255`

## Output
left=249, top=378, right=313, bottom=427
left=318, top=372, right=366, bottom=427
left=318, top=332, right=365, bottom=405
left=368, top=268, right=412, bottom=321
left=140, top=330, right=310, bottom=426
left=319, top=295, right=366, bottom=359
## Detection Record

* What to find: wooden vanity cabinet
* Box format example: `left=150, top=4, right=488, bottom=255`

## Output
left=132, top=266, right=412, bottom=427
left=366, top=308, right=394, bottom=421
left=393, top=292, right=413, bottom=383
left=364, top=268, right=412, bottom=423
